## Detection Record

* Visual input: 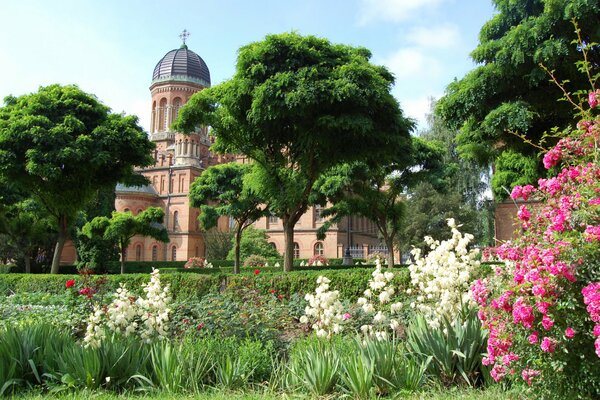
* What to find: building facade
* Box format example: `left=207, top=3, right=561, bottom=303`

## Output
left=113, top=41, right=386, bottom=262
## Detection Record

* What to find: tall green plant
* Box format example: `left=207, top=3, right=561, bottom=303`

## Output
left=406, top=308, right=488, bottom=387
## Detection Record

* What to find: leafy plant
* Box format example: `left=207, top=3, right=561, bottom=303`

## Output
left=406, top=308, right=487, bottom=387
left=287, top=338, right=340, bottom=396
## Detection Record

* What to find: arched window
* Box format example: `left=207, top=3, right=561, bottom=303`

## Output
left=314, top=242, right=324, bottom=256
left=195, top=246, right=199, bottom=257
left=136, top=209, right=143, bottom=215
left=151, top=101, right=156, bottom=133
left=173, top=211, right=179, bottom=231
left=173, top=97, right=182, bottom=122
left=158, top=98, right=167, bottom=132
left=152, top=245, right=158, bottom=261
left=314, top=205, right=324, bottom=222
left=171, top=246, right=177, bottom=261
left=135, top=244, right=142, bottom=261
left=123, top=208, right=130, bottom=213
left=293, top=242, right=300, bottom=259
left=269, top=242, right=277, bottom=250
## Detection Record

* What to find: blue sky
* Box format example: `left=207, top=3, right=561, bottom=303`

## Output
left=0, top=0, right=495, bottom=133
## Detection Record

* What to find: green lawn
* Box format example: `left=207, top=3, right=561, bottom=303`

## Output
left=15, top=386, right=529, bottom=400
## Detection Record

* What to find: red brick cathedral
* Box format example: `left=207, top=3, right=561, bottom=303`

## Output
left=113, top=36, right=383, bottom=263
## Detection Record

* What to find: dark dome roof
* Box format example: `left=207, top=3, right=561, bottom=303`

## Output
left=152, top=45, right=210, bottom=87
left=115, top=183, right=158, bottom=197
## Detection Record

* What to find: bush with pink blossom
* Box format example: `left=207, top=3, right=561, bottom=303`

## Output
left=473, top=92, right=600, bottom=397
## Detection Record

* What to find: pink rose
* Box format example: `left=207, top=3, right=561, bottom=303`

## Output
left=565, top=327, right=575, bottom=338
left=343, top=312, right=351, bottom=320
left=540, top=337, right=555, bottom=353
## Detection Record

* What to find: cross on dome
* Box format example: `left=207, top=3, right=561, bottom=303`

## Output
left=179, top=29, right=190, bottom=45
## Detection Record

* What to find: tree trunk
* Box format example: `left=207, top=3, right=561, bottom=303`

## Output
left=120, top=240, right=126, bottom=275
left=385, top=236, right=395, bottom=268
left=234, top=225, right=242, bottom=274
left=283, top=219, right=295, bottom=272
left=50, top=215, right=68, bottom=274
left=24, top=255, right=31, bottom=274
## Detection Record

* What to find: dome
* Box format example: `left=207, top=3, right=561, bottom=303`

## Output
left=115, top=183, right=158, bottom=197
left=152, top=45, right=211, bottom=87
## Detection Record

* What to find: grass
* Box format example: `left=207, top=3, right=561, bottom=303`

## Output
left=13, top=385, right=529, bottom=400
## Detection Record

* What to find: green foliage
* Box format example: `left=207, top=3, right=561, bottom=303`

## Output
left=227, top=227, right=280, bottom=261
left=82, top=207, right=169, bottom=274
left=490, top=150, right=540, bottom=200
left=405, top=308, right=488, bottom=387
left=202, top=229, right=233, bottom=261
left=286, top=338, right=340, bottom=396
left=0, top=84, right=155, bottom=273
left=242, top=255, right=268, bottom=268
left=0, top=199, right=55, bottom=273
left=190, top=163, right=268, bottom=272
left=177, top=32, right=413, bottom=271
left=437, top=0, right=600, bottom=189
left=398, top=182, right=485, bottom=255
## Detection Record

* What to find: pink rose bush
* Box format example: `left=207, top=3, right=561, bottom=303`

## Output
left=473, top=103, right=600, bottom=396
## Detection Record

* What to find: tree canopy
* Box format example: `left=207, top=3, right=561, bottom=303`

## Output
left=189, top=162, right=268, bottom=273
left=82, top=207, right=169, bottom=274
left=0, top=84, right=155, bottom=273
left=177, top=32, right=413, bottom=271
left=436, top=0, right=600, bottom=197
left=316, top=137, right=445, bottom=267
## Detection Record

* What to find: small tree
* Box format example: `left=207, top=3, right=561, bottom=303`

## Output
left=317, top=137, right=445, bottom=267
left=226, top=226, right=280, bottom=263
left=189, top=162, right=268, bottom=273
left=0, top=84, right=154, bottom=273
left=0, top=199, right=54, bottom=273
left=82, top=207, right=169, bottom=274
left=177, top=32, right=413, bottom=271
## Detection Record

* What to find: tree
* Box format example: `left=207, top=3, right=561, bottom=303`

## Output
left=316, top=137, right=445, bottom=267
left=226, top=226, right=280, bottom=262
left=0, top=199, right=54, bottom=273
left=436, top=0, right=600, bottom=197
left=397, top=181, right=483, bottom=256
left=189, top=162, right=268, bottom=273
left=82, top=207, right=169, bottom=274
left=0, top=84, right=155, bottom=273
left=203, top=228, right=233, bottom=261
left=177, top=32, right=413, bottom=271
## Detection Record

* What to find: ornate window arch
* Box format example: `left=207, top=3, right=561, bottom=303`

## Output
left=151, top=245, right=158, bottom=261
left=158, top=98, right=167, bottom=131
left=135, top=244, right=143, bottom=261
left=293, top=242, right=300, bottom=259
left=314, top=242, right=324, bottom=256
left=173, top=210, right=179, bottom=231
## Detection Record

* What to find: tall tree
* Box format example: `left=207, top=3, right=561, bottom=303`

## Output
left=436, top=0, right=600, bottom=198
left=189, top=162, right=268, bottom=273
left=177, top=32, right=413, bottom=271
left=0, top=85, right=155, bottom=273
left=82, top=207, right=169, bottom=274
left=316, top=137, right=445, bottom=267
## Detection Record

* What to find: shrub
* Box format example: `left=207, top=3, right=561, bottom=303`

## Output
left=474, top=86, right=600, bottom=397
left=184, top=257, right=213, bottom=269
left=307, top=255, right=329, bottom=266
left=243, top=255, right=268, bottom=268
left=227, top=227, right=280, bottom=261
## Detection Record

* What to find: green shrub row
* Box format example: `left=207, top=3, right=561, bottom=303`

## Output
left=0, top=267, right=410, bottom=302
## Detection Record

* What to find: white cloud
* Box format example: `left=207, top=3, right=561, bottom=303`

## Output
left=358, top=0, right=446, bottom=25
left=398, top=95, right=435, bottom=132
left=405, top=24, right=460, bottom=48
left=378, top=47, right=442, bottom=80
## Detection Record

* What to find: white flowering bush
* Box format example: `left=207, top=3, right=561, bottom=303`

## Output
left=407, top=218, right=480, bottom=329
left=356, top=258, right=403, bottom=340
left=84, top=269, right=172, bottom=347
left=300, top=276, right=345, bottom=337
